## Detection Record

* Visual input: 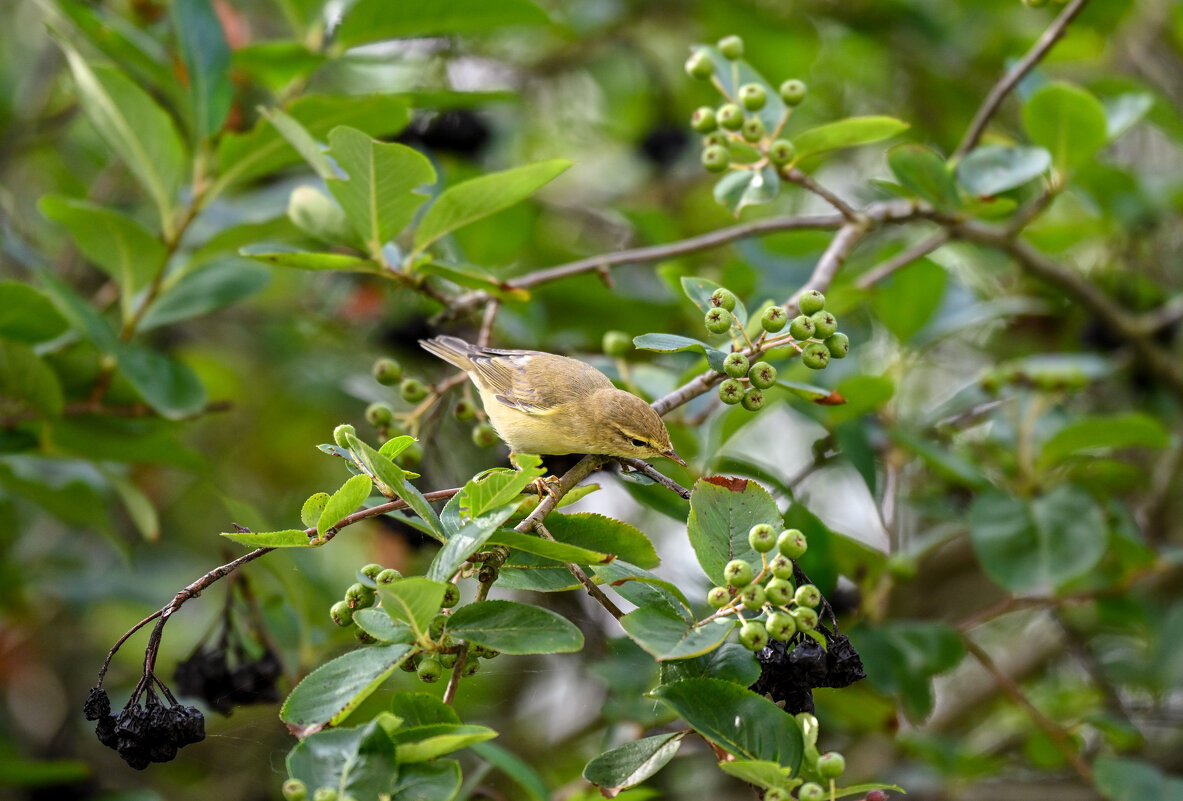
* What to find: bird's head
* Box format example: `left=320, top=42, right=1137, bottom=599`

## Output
left=592, top=389, right=685, bottom=465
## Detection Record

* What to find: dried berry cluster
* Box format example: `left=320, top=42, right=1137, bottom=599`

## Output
left=174, top=644, right=281, bottom=716
left=85, top=684, right=204, bottom=770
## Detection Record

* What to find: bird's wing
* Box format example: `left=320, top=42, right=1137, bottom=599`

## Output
left=472, top=350, right=611, bottom=416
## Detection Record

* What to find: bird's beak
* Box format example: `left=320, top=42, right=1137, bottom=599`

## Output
left=663, top=450, right=687, bottom=467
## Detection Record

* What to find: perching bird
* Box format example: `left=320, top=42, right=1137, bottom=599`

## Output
left=420, top=336, right=685, bottom=465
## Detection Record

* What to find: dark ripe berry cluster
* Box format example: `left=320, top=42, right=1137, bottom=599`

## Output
left=686, top=35, right=807, bottom=178
left=173, top=644, right=282, bottom=716
left=85, top=685, right=205, bottom=770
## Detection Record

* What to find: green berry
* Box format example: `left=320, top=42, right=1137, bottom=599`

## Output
left=792, top=606, right=819, bottom=631
left=702, top=144, right=730, bottom=173
left=330, top=601, right=353, bottom=627
left=798, top=782, right=825, bottom=801
left=399, top=652, right=420, bottom=672
left=480, top=648, right=499, bottom=660
left=282, top=778, right=308, bottom=801
left=718, top=35, right=744, bottom=60
left=355, top=628, right=376, bottom=644
left=400, top=377, right=428, bottom=403
left=429, top=614, right=447, bottom=638
left=453, top=398, right=477, bottom=421
left=707, top=586, right=731, bottom=608
left=704, top=307, right=733, bottom=334
left=365, top=402, right=393, bottom=427
left=703, top=132, right=729, bottom=149
left=770, top=554, right=795, bottom=579
left=739, top=620, right=768, bottom=651
left=396, top=441, right=422, bottom=467
left=886, top=553, right=918, bottom=581
left=372, top=358, right=403, bottom=385
left=717, top=103, right=744, bottom=131
left=761, top=305, right=788, bottom=333
left=765, top=577, right=794, bottom=606
left=768, top=139, right=795, bottom=165
left=345, top=582, right=375, bottom=610
left=779, top=79, right=807, bottom=106
left=441, top=583, right=461, bottom=607
left=739, top=83, right=767, bottom=111
left=718, top=378, right=745, bottom=405
left=417, top=657, right=443, bottom=683
left=462, top=657, right=480, bottom=676
left=711, top=287, right=738, bottom=311
left=817, top=752, right=846, bottom=779
left=333, top=424, right=356, bottom=449
left=766, top=610, right=797, bottom=641
left=764, top=789, right=790, bottom=801
left=685, top=50, right=715, bottom=80
left=740, top=583, right=766, bottom=611
left=439, top=652, right=457, bottom=669
left=825, top=333, right=850, bottom=359
left=749, top=523, right=778, bottom=552
left=312, top=788, right=338, bottom=801
left=723, top=352, right=749, bottom=378
left=789, top=314, right=815, bottom=340
left=798, top=289, right=826, bottom=315
left=723, top=559, right=754, bottom=587
left=472, top=422, right=499, bottom=448
left=360, top=563, right=384, bottom=581
left=777, top=529, right=808, bottom=559
left=741, top=116, right=765, bottom=143
left=801, top=341, right=830, bottom=370
left=795, top=584, right=822, bottom=608
left=690, top=106, right=718, bottom=133
left=376, top=568, right=401, bottom=584
left=602, top=330, right=632, bottom=358
left=749, top=361, right=777, bottom=389
left=810, top=311, right=838, bottom=339
left=741, top=387, right=765, bottom=411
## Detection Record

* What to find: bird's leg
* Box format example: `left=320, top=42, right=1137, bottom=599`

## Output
left=509, top=452, right=562, bottom=499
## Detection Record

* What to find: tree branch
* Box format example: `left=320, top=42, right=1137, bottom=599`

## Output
left=616, top=457, right=691, bottom=499
left=533, top=519, right=624, bottom=620
left=781, top=167, right=861, bottom=222
left=855, top=231, right=949, bottom=289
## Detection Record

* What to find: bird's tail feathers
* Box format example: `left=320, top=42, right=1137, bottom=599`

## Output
left=419, top=336, right=479, bottom=370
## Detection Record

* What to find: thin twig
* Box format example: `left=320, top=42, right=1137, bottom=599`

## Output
left=615, top=457, right=691, bottom=499
left=533, top=519, right=624, bottom=620
left=781, top=168, right=861, bottom=222
left=787, top=221, right=870, bottom=314
left=1134, top=295, right=1183, bottom=336
left=855, top=231, right=949, bottom=289
left=443, top=574, right=494, bottom=705
left=477, top=299, right=501, bottom=346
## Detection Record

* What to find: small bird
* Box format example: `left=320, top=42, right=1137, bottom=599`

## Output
left=420, top=336, right=685, bottom=465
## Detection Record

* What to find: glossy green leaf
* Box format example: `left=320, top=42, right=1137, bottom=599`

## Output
left=0, top=341, right=63, bottom=418
left=633, top=333, right=727, bottom=372
left=458, top=457, right=545, bottom=518
left=219, top=528, right=312, bottom=548
left=54, top=0, right=174, bottom=95
left=427, top=501, right=519, bottom=583
left=652, top=678, right=803, bottom=769
left=583, top=732, right=686, bottom=791
left=444, top=600, right=583, bottom=654
left=240, top=246, right=383, bottom=273
left=389, top=760, right=461, bottom=801
left=869, top=256, right=946, bottom=341
left=713, top=164, right=780, bottom=216
left=621, top=606, right=736, bottom=661
left=115, top=344, right=207, bottom=418
left=487, top=530, right=614, bottom=564
left=469, top=742, right=550, bottom=801
left=171, top=0, right=232, bottom=139
left=391, top=723, right=497, bottom=763
left=414, top=159, right=571, bottom=251
left=1040, top=413, right=1168, bottom=466
left=887, top=144, right=960, bottom=208
left=659, top=642, right=761, bottom=687
left=0, top=283, right=68, bottom=344
left=345, top=433, right=442, bottom=536
left=260, top=107, right=335, bottom=179
left=140, top=259, right=270, bottom=330
left=390, top=693, right=461, bottom=727
left=317, top=473, right=374, bottom=538
left=849, top=621, right=964, bottom=721
left=37, top=270, right=118, bottom=352
left=286, top=713, right=400, bottom=797
left=544, top=513, right=659, bottom=568
left=716, top=760, right=794, bottom=791
left=593, top=562, right=692, bottom=620
left=377, top=577, right=447, bottom=641
left=792, top=116, right=910, bottom=161
left=353, top=609, right=416, bottom=643
left=280, top=645, right=413, bottom=734
left=686, top=475, right=781, bottom=586
left=232, top=41, right=324, bottom=92
left=336, top=0, right=549, bottom=48
left=957, top=145, right=1051, bottom=197
left=1022, top=82, right=1109, bottom=171
left=300, top=493, right=328, bottom=528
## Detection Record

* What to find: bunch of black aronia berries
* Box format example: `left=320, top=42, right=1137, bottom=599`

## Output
left=84, top=683, right=205, bottom=770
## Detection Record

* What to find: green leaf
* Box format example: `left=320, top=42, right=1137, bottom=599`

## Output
left=869, top=256, right=946, bottom=342
left=391, top=723, right=498, bottom=763
left=220, top=528, right=313, bottom=548
left=659, top=642, right=761, bottom=687
left=458, top=460, right=545, bottom=519
left=583, top=732, right=686, bottom=791
left=114, top=344, right=207, bottom=418
left=470, top=742, right=549, bottom=801
left=317, top=473, right=374, bottom=538
left=444, top=600, right=584, bottom=654
left=48, top=417, right=201, bottom=469
left=427, top=502, right=520, bottom=583
left=686, top=476, right=781, bottom=586
left=140, top=258, right=271, bottom=330
left=37, top=270, right=118, bottom=352
left=0, top=283, right=68, bottom=344
left=544, top=513, right=659, bottom=569
left=1104, top=93, right=1154, bottom=140
left=969, top=484, right=1109, bottom=594
left=345, top=433, right=441, bottom=536
left=832, top=784, right=908, bottom=800
left=1095, top=756, right=1183, bottom=801
left=390, top=692, right=461, bottom=727
left=260, top=107, right=335, bottom=179
left=633, top=334, right=727, bottom=372
left=54, top=1, right=175, bottom=97
left=620, top=606, right=736, bottom=661
left=377, top=577, right=448, bottom=642
left=593, top=562, right=692, bottom=621
left=887, top=427, right=989, bottom=489
left=681, top=275, right=748, bottom=326
left=1022, top=82, right=1109, bottom=171
left=335, top=0, right=549, bottom=48
left=776, top=380, right=844, bottom=405
left=171, top=0, right=232, bottom=139
left=887, top=144, right=960, bottom=208
left=326, top=127, right=436, bottom=255
left=0, top=341, right=63, bottom=418
left=415, top=262, right=531, bottom=303
left=849, top=621, right=964, bottom=722
left=240, top=246, right=384, bottom=273
left=414, top=159, right=571, bottom=252
left=713, top=165, right=780, bottom=217
left=286, top=713, right=400, bottom=797
left=288, top=186, right=358, bottom=247
left=956, top=145, right=1051, bottom=197
left=652, top=678, right=803, bottom=769
left=60, top=45, right=187, bottom=231
left=280, top=645, right=413, bottom=734
left=301, top=493, right=329, bottom=528
left=353, top=609, right=416, bottom=643
left=232, top=41, right=325, bottom=92
left=792, top=116, right=910, bottom=161
left=379, top=435, right=417, bottom=460
left=487, top=530, right=614, bottom=564
left=716, top=760, right=794, bottom=791
left=389, top=760, right=461, bottom=801
left=1040, top=413, right=1169, bottom=466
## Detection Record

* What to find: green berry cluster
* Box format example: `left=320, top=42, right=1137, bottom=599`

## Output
left=686, top=35, right=808, bottom=176
left=328, top=562, right=404, bottom=638
left=789, top=290, right=849, bottom=370
left=282, top=779, right=361, bottom=801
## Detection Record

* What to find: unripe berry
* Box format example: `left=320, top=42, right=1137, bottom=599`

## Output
left=333, top=424, right=356, bottom=449
left=365, top=402, right=393, bottom=427
left=472, top=423, right=499, bottom=448
left=312, top=788, right=338, bottom=801
left=801, top=342, right=830, bottom=370
left=741, top=116, right=765, bottom=143
left=817, top=752, right=846, bottom=779
left=400, top=377, right=428, bottom=403
left=761, top=305, right=788, bottom=333
left=777, top=529, right=808, bottom=559
left=690, top=106, right=718, bottom=133
left=376, top=568, right=401, bottom=584
left=723, top=352, right=749, bottom=378
left=792, top=606, right=819, bottom=631
left=602, top=330, right=632, bottom=358
left=685, top=50, right=714, bottom=80
left=330, top=601, right=353, bottom=626
left=798, top=289, right=826, bottom=315
left=723, top=559, right=754, bottom=587
left=360, top=563, right=384, bottom=581
left=702, top=144, right=730, bottom=173
left=372, top=358, right=403, bottom=385
left=749, top=523, right=777, bottom=552
left=741, top=387, right=765, bottom=411
left=770, top=554, right=795, bottom=579
left=399, top=652, right=420, bottom=672
left=764, top=789, right=790, bottom=801
left=779, top=79, right=807, bottom=106
left=749, top=361, right=777, bottom=389
left=346, top=582, right=375, bottom=610
left=718, top=378, right=744, bottom=405
left=739, top=620, right=768, bottom=651
left=798, top=782, right=825, bottom=801
left=462, top=656, right=480, bottom=676
left=703, top=132, right=729, bottom=149
left=479, top=648, right=499, bottom=660
left=441, top=583, right=461, bottom=607
left=704, top=307, right=733, bottom=334
left=766, top=610, right=797, bottom=641
left=764, top=577, right=794, bottom=606
left=717, top=103, right=744, bottom=131
left=718, top=35, right=744, bottom=60
left=453, top=398, right=477, bottom=421
left=711, top=287, right=738, bottom=311
left=396, top=441, right=422, bottom=467
left=810, top=311, right=838, bottom=339
left=789, top=314, right=816, bottom=341
left=865, top=791, right=889, bottom=801
left=795, top=584, right=821, bottom=608
left=439, top=652, right=457, bottom=669
left=429, top=614, right=447, bottom=638
left=739, top=83, right=767, bottom=111
left=740, top=583, right=767, bottom=611
left=768, top=139, right=795, bottom=165
left=282, top=778, right=308, bottom=801
left=417, top=657, right=442, bottom=683
left=825, top=333, right=850, bottom=359
left=707, top=586, right=731, bottom=608
left=355, top=628, right=377, bottom=644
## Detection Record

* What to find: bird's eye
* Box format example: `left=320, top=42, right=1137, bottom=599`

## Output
left=630, top=438, right=647, bottom=448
